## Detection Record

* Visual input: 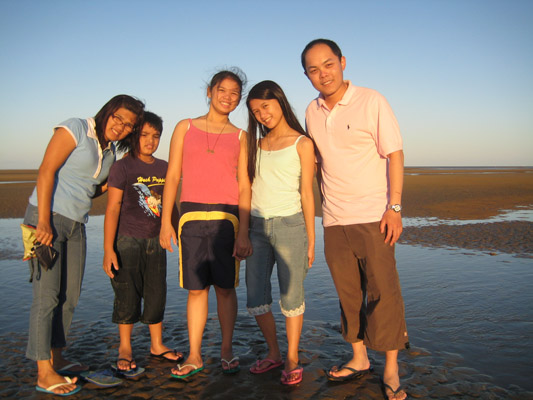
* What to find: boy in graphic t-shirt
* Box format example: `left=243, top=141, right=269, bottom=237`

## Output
left=103, top=111, right=182, bottom=374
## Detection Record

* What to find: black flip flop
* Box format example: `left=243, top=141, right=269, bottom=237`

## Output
left=150, top=350, right=183, bottom=363
left=381, top=378, right=407, bottom=399
left=325, top=363, right=373, bottom=382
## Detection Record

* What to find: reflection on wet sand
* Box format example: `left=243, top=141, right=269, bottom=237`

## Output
left=0, top=214, right=532, bottom=399
left=0, top=167, right=532, bottom=398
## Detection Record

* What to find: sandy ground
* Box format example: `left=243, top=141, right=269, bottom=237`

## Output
left=3, top=168, right=532, bottom=257
left=1, top=168, right=532, bottom=399
left=3, top=168, right=531, bottom=220
left=4, top=321, right=532, bottom=400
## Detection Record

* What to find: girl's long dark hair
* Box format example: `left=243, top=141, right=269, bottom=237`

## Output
left=94, top=94, right=145, bottom=152
left=246, top=80, right=306, bottom=183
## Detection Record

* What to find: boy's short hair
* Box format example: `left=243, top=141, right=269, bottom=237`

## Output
left=143, top=111, right=163, bottom=134
left=301, top=38, right=343, bottom=70
left=128, top=111, right=163, bottom=158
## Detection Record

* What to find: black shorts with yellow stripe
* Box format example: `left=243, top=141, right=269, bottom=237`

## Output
left=178, top=202, right=240, bottom=290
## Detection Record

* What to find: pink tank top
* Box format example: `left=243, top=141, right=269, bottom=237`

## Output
left=180, top=120, right=241, bottom=205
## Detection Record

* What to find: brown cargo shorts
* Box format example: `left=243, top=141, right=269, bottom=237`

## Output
left=324, top=221, right=409, bottom=351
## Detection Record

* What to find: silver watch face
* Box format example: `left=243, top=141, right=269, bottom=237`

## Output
left=390, top=204, right=402, bottom=213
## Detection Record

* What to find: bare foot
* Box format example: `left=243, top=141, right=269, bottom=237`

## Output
left=117, top=350, right=136, bottom=371
left=250, top=358, right=284, bottom=373
left=171, top=356, right=203, bottom=376
left=37, top=371, right=78, bottom=395
left=328, top=358, right=371, bottom=379
left=284, top=358, right=300, bottom=374
left=221, top=356, right=239, bottom=372
left=150, top=345, right=183, bottom=361
left=382, top=375, right=407, bottom=400
left=250, top=349, right=283, bottom=373
left=221, top=351, right=240, bottom=372
left=383, top=358, right=406, bottom=400
left=281, top=366, right=303, bottom=385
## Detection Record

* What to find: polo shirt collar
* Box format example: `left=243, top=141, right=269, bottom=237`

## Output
left=315, top=80, right=355, bottom=110
left=86, top=118, right=109, bottom=150
left=87, top=117, right=115, bottom=179
left=87, top=117, right=98, bottom=140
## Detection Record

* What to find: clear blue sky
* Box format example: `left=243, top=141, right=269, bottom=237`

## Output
left=1, top=0, right=532, bottom=168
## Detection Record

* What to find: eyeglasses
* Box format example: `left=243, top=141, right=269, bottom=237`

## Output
left=111, top=114, right=135, bottom=133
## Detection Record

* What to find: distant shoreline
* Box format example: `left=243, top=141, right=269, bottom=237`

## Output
left=1, top=166, right=532, bottom=178
left=1, top=167, right=532, bottom=220
left=2, top=167, right=531, bottom=261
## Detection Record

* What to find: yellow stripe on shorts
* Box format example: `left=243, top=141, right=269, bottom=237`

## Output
left=178, top=211, right=240, bottom=288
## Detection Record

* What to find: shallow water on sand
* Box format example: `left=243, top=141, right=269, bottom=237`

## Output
left=404, top=207, right=533, bottom=227
left=0, top=216, right=532, bottom=398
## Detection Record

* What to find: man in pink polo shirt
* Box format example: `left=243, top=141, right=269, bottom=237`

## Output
left=302, top=38, right=408, bottom=400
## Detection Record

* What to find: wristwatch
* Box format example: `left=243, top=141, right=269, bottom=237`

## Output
left=388, top=204, right=402, bottom=213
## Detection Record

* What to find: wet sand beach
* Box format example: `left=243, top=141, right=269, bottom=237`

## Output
left=2, top=168, right=531, bottom=257
left=0, top=168, right=532, bottom=399
left=2, top=167, right=532, bottom=220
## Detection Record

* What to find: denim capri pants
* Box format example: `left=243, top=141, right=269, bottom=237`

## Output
left=245, top=212, right=308, bottom=318
left=24, top=204, right=86, bottom=361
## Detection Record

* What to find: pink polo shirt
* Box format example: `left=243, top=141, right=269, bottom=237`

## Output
left=305, top=81, right=402, bottom=227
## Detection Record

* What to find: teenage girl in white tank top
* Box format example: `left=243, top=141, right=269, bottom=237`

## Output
left=245, top=80, right=315, bottom=385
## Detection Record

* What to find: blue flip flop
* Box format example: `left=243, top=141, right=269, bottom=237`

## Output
left=80, top=370, right=123, bottom=387
left=170, top=363, right=204, bottom=379
left=56, top=361, right=89, bottom=376
left=35, top=376, right=82, bottom=396
left=111, top=359, right=145, bottom=378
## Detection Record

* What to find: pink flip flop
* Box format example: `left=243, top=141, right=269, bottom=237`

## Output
left=281, top=366, right=303, bottom=385
left=249, top=359, right=284, bottom=374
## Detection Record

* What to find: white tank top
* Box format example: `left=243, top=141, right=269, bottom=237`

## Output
left=251, top=136, right=303, bottom=218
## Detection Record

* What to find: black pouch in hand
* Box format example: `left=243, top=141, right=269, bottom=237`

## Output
left=33, top=242, right=59, bottom=270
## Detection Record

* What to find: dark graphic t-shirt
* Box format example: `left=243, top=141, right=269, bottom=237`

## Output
left=108, top=156, right=173, bottom=238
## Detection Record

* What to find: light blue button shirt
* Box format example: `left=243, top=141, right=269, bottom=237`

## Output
left=29, top=117, right=116, bottom=223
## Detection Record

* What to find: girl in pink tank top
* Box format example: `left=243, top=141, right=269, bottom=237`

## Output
left=160, top=69, right=252, bottom=378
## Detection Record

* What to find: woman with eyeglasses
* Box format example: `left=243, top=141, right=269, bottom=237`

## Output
left=23, top=95, right=145, bottom=396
